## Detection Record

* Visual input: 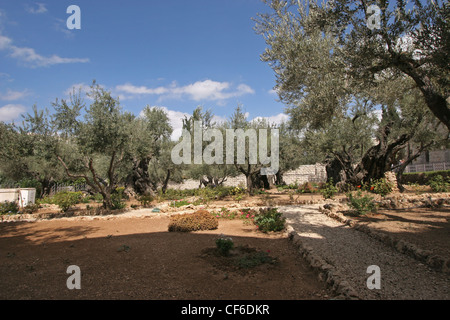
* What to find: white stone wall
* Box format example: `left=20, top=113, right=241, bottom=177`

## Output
left=282, top=164, right=327, bottom=185
left=168, top=164, right=327, bottom=189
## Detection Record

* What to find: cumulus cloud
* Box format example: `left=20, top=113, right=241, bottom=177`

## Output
left=0, top=104, right=26, bottom=122
left=0, top=32, right=89, bottom=67
left=115, top=80, right=255, bottom=103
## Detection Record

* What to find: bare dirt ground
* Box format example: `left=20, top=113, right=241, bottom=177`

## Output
left=0, top=213, right=331, bottom=300
left=348, top=206, right=450, bottom=260
left=1, top=189, right=448, bottom=300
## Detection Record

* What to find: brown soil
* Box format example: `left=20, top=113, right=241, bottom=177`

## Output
left=1, top=188, right=448, bottom=300
left=0, top=214, right=331, bottom=300
left=347, top=206, right=450, bottom=259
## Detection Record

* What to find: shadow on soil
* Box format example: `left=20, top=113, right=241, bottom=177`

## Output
left=0, top=218, right=331, bottom=300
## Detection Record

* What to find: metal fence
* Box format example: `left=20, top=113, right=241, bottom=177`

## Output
left=404, top=162, right=450, bottom=173
left=49, top=182, right=88, bottom=195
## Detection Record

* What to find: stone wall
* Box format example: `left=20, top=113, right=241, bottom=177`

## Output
left=410, top=149, right=450, bottom=165
left=168, top=163, right=327, bottom=190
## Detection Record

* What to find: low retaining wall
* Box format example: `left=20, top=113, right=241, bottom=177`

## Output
left=286, top=225, right=359, bottom=300
left=318, top=194, right=450, bottom=274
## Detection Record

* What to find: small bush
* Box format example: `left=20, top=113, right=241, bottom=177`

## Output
left=111, top=187, right=126, bottom=210
left=22, top=203, right=41, bottom=214
left=168, top=210, right=219, bottom=232
left=138, top=194, right=154, bottom=207
left=52, top=191, right=83, bottom=212
left=428, top=175, right=450, bottom=192
left=253, top=207, right=285, bottom=233
left=370, top=178, right=393, bottom=196
left=215, top=235, right=234, bottom=256
left=0, top=201, right=19, bottom=215
left=347, top=190, right=377, bottom=215
left=320, top=178, right=338, bottom=199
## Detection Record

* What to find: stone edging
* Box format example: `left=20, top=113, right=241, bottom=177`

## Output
left=285, top=225, right=360, bottom=300
left=318, top=204, right=450, bottom=274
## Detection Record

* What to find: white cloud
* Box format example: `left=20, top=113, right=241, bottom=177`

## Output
left=0, top=89, right=29, bottom=101
left=116, top=83, right=169, bottom=95
left=0, top=32, right=89, bottom=67
left=115, top=80, right=255, bottom=103
left=139, top=106, right=190, bottom=141
left=25, top=3, right=48, bottom=14
left=0, top=104, right=26, bottom=122
left=251, top=113, right=289, bottom=125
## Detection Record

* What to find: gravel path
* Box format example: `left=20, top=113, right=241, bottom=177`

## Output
left=279, top=205, right=450, bottom=300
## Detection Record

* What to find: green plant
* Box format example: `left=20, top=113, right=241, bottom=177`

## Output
left=213, top=207, right=237, bottom=219
left=215, top=235, right=234, bottom=256
left=347, top=190, right=377, bottom=215
left=428, top=175, right=450, bottom=192
left=320, top=178, right=338, bottom=199
left=91, top=193, right=103, bottom=203
left=22, top=203, right=41, bottom=214
left=52, top=191, right=83, bottom=212
left=111, top=187, right=126, bottom=210
left=370, top=178, right=393, bottom=196
left=298, top=182, right=317, bottom=193
left=236, top=250, right=276, bottom=269
left=170, top=199, right=191, bottom=208
left=0, top=201, right=19, bottom=215
left=253, top=207, right=285, bottom=232
left=233, top=194, right=243, bottom=202
left=138, top=194, right=154, bottom=207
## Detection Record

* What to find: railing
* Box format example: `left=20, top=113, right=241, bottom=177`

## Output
left=49, top=183, right=88, bottom=195
left=404, top=162, right=450, bottom=173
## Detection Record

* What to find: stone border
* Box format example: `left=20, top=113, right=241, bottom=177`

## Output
left=318, top=202, right=450, bottom=274
left=285, top=225, right=360, bottom=300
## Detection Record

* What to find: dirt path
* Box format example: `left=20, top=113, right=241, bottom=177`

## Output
left=0, top=214, right=332, bottom=300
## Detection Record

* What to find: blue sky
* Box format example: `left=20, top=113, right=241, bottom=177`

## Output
left=0, top=0, right=288, bottom=139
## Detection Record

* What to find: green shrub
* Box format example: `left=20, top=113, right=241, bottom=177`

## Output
left=401, top=170, right=450, bottom=185
left=170, top=199, right=191, bottom=208
left=215, top=235, right=234, bottom=256
left=253, top=207, right=285, bottom=232
left=370, top=178, right=393, bottom=196
left=22, top=203, right=41, bottom=214
left=89, top=193, right=104, bottom=203
left=347, top=190, right=377, bottom=215
left=111, top=187, right=127, bottom=210
left=53, top=191, right=83, bottom=212
left=168, top=210, right=219, bottom=232
left=138, top=194, right=154, bottom=207
left=0, top=201, right=19, bottom=215
left=320, top=178, right=338, bottom=199
left=428, top=175, right=450, bottom=192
